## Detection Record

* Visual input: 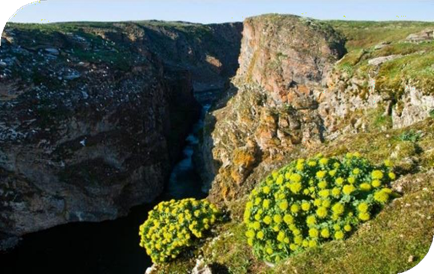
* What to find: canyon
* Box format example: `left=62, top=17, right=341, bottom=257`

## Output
left=0, top=21, right=242, bottom=250
left=1, top=13, right=434, bottom=274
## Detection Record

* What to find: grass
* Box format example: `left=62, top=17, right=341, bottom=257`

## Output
left=162, top=118, right=434, bottom=273
left=327, top=20, right=434, bottom=97
left=399, top=130, right=422, bottom=143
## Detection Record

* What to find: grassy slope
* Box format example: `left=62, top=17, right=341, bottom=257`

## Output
left=327, top=21, right=434, bottom=96
left=158, top=118, right=434, bottom=274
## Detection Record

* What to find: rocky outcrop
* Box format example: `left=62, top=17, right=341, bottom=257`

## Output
left=0, top=21, right=242, bottom=248
left=200, top=16, right=434, bottom=208
left=200, top=15, right=346, bottom=204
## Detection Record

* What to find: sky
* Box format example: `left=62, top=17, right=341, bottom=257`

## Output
left=8, top=0, right=434, bottom=24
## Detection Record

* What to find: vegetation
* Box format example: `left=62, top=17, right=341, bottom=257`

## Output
left=399, top=130, right=422, bottom=143
left=139, top=198, right=221, bottom=264
left=328, top=20, right=434, bottom=96
left=243, top=153, right=396, bottom=263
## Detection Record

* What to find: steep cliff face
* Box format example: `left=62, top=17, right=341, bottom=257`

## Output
left=201, top=15, right=346, bottom=204
left=319, top=21, right=434, bottom=137
left=0, top=21, right=242, bottom=248
left=202, top=16, right=434, bottom=208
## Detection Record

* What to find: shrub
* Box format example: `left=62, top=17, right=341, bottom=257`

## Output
left=398, top=130, right=421, bottom=142
left=429, top=109, right=434, bottom=118
left=243, top=153, right=397, bottom=263
left=139, top=198, right=221, bottom=264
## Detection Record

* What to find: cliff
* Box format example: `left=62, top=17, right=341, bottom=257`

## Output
left=0, top=20, right=242, bottom=249
left=175, top=14, right=434, bottom=274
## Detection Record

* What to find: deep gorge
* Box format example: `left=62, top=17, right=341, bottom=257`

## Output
left=1, top=13, right=434, bottom=274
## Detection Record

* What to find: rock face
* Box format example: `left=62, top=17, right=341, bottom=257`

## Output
left=199, top=15, right=346, bottom=203
left=0, top=21, right=242, bottom=247
left=200, top=16, right=434, bottom=208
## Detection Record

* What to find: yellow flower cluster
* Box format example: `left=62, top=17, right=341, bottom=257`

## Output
left=244, top=153, right=396, bottom=263
left=139, top=198, right=220, bottom=264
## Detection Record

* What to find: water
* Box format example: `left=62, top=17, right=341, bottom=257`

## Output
left=0, top=105, right=211, bottom=274
left=166, top=104, right=211, bottom=199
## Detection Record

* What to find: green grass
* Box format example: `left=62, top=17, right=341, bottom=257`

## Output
left=399, top=130, right=422, bottom=143
left=327, top=20, right=434, bottom=97
left=162, top=118, right=434, bottom=273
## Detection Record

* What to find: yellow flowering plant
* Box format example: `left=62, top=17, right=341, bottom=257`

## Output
left=243, top=153, right=397, bottom=263
left=139, top=198, right=220, bottom=264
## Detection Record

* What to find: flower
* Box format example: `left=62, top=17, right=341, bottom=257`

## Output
left=319, top=158, right=329, bottom=165
left=246, top=230, right=255, bottom=238
left=277, top=231, right=285, bottom=242
left=358, top=212, right=370, bottom=221
left=284, top=214, right=294, bottom=224
left=319, top=189, right=330, bottom=198
left=309, top=240, right=318, bottom=247
left=306, top=215, right=316, bottom=225
left=262, top=186, right=271, bottom=194
left=276, top=175, right=284, bottom=185
left=322, top=199, right=331, bottom=208
left=243, top=154, right=395, bottom=264
left=316, top=207, right=328, bottom=218
left=279, top=200, right=288, bottom=211
left=332, top=203, right=345, bottom=215
left=335, top=231, right=344, bottom=240
left=357, top=202, right=369, bottom=212
left=318, top=180, right=328, bottom=189
left=263, top=216, right=272, bottom=225
left=273, top=215, right=282, bottom=224
left=290, top=182, right=302, bottom=194
left=296, top=163, right=304, bottom=171
left=291, top=204, right=300, bottom=213
left=290, top=173, right=302, bottom=183
left=263, top=199, right=270, bottom=209
left=343, top=185, right=355, bottom=195
left=316, top=170, right=327, bottom=179
left=372, top=179, right=381, bottom=188
left=332, top=187, right=341, bottom=197
left=371, top=170, right=384, bottom=180
left=359, top=183, right=372, bottom=191
left=308, top=161, right=317, bottom=167
left=309, top=228, right=319, bottom=238
left=301, top=202, right=311, bottom=211
left=384, top=159, right=393, bottom=167
left=374, top=190, right=389, bottom=203
left=388, top=172, right=396, bottom=180
left=321, top=228, right=330, bottom=238
left=329, top=170, right=337, bottom=177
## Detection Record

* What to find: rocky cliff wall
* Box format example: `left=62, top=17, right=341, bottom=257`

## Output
left=200, top=15, right=346, bottom=204
left=0, top=21, right=242, bottom=249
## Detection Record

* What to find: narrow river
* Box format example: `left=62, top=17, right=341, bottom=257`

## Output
left=1, top=104, right=210, bottom=274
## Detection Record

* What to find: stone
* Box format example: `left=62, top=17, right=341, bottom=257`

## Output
left=0, top=61, right=7, bottom=68
left=192, top=259, right=213, bottom=274
left=45, top=48, right=60, bottom=55
left=368, top=55, right=401, bottom=66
